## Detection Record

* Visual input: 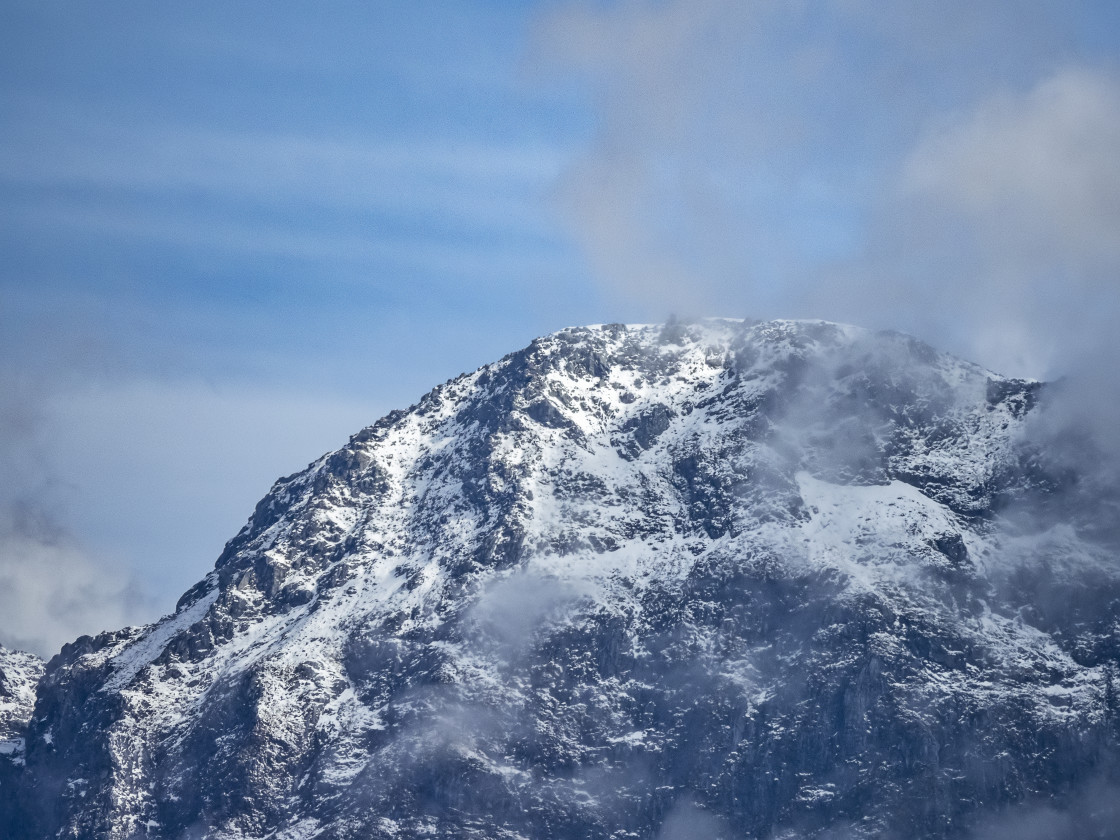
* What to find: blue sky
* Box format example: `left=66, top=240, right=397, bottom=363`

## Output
left=3, top=0, right=1119, bottom=654
left=0, top=2, right=600, bottom=384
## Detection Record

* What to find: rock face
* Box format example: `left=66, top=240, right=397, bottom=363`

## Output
left=7, top=319, right=1120, bottom=839
left=0, top=647, right=42, bottom=747
left=1, top=646, right=43, bottom=831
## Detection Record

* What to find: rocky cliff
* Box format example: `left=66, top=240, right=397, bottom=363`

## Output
left=1, top=646, right=43, bottom=831
left=7, top=319, right=1120, bottom=839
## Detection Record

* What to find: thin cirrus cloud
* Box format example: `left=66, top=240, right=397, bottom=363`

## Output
left=0, top=120, right=572, bottom=255
left=1, top=197, right=571, bottom=284
left=1, top=123, right=568, bottom=211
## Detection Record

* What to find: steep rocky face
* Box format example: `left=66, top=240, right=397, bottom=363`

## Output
left=0, top=647, right=42, bottom=747
left=8, top=320, right=1120, bottom=839
left=1, top=647, right=43, bottom=831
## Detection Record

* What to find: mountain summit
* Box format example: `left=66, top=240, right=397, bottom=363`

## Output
left=6, top=319, right=1119, bottom=839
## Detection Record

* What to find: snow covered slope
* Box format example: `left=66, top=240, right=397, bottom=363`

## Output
left=8, top=320, right=1120, bottom=839
left=0, top=647, right=41, bottom=754
left=0, top=646, right=43, bottom=829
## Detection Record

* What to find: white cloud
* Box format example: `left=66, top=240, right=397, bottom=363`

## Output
left=904, top=67, right=1120, bottom=268
left=535, top=2, right=1120, bottom=388
left=875, top=67, right=1120, bottom=376
left=0, top=521, right=148, bottom=659
left=531, top=0, right=1087, bottom=321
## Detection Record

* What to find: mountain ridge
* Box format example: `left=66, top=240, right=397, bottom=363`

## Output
left=6, top=318, right=1119, bottom=839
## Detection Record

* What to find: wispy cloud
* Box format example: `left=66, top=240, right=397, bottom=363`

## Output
left=888, top=66, right=1120, bottom=380
left=0, top=196, right=570, bottom=282
left=904, top=68, right=1120, bottom=263
left=532, top=0, right=1091, bottom=322
left=0, top=364, right=398, bottom=656
left=0, top=367, right=152, bottom=657
left=0, top=111, right=574, bottom=275
left=0, top=116, right=569, bottom=215
left=534, top=1, right=1120, bottom=385
left=0, top=511, right=150, bottom=659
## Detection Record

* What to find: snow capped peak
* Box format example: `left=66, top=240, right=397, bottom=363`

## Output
left=8, top=319, right=1112, bottom=840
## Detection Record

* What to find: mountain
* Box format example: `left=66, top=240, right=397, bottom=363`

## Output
left=7, top=319, right=1120, bottom=839
left=0, top=647, right=42, bottom=749
left=0, top=646, right=43, bottom=830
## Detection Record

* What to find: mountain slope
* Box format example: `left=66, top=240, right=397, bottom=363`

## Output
left=1, top=646, right=43, bottom=831
left=10, top=319, right=1120, bottom=839
left=0, top=647, right=41, bottom=750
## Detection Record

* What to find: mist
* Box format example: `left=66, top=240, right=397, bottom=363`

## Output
left=967, top=773, right=1120, bottom=840
left=533, top=1, right=1120, bottom=450
left=0, top=324, right=154, bottom=657
left=0, top=318, right=385, bottom=657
